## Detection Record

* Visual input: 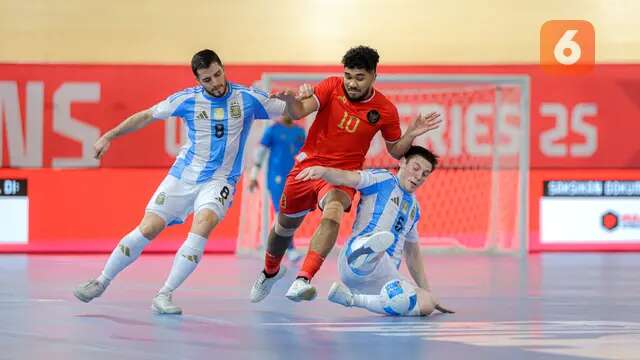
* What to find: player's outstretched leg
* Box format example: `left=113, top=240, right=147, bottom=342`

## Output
left=250, top=213, right=304, bottom=302
left=152, top=209, right=217, bottom=314
left=74, top=212, right=164, bottom=303
left=346, top=231, right=394, bottom=274
left=288, top=191, right=350, bottom=302
left=329, top=279, right=436, bottom=317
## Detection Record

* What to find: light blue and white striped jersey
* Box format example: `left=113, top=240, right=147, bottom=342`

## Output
left=152, top=83, right=285, bottom=185
left=347, top=169, right=421, bottom=268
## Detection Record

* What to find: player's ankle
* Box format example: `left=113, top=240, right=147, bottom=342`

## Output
left=296, top=276, right=310, bottom=282
left=263, top=269, right=279, bottom=278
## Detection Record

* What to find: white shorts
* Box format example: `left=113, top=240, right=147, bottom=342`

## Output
left=145, top=175, right=235, bottom=226
left=338, top=245, right=408, bottom=295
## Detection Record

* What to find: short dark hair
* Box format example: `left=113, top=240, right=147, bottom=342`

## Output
left=341, top=46, right=379, bottom=73
left=191, top=49, right=223, bottom=77
left=403, top=145, right=439, bottom=170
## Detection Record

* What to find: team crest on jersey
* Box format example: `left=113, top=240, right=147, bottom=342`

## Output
left=229, top=101, right=242, bottom=119
left=401, top=200, right=409, bottom=212
left=155, top=192, right=166, bottom=205
left=196, top=110, right=208, bottom=122
left=410, top=206, right=417, bottom=221
left=213, top=108, right=225, bottom=121
left=337, top=95, right=347, bottom=104
left=367, top=110, right=380, bottom=124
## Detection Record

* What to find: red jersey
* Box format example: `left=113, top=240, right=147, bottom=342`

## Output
left=295, top=76, right=401, bottom=170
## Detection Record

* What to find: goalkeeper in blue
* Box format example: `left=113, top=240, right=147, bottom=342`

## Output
left=294, top=146, right=454, bottom=316
left=248, top=115, right=306, bottom=262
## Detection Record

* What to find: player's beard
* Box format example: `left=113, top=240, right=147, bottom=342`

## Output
left=344, top=85, right=373, bottom=102
left=207, top=82, right=228, bottom=97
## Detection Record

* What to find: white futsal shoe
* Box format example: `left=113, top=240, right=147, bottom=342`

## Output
left=73, top=279, right=108, bottom=303
left=348, top=231, right=394, bottom=269
left=152, top=292, right=182, bottom=315
left=285, top=278, right=317, bottom=302
left=250, top=266, right=287, bottom=303
left=327, top=282, right=354, bottom=307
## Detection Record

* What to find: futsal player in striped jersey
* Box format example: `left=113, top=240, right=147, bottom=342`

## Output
left=295, top=146, right=454, bottom=316
left=73, top=49, right=287, bottom=314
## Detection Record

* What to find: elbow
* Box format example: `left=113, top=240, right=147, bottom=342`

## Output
left=389, top=148, right=403, bottom=160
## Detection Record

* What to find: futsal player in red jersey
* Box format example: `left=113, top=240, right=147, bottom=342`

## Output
left=250, top=46, right=442, bottom=302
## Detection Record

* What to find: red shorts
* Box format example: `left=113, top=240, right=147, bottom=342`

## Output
left=279, top=166, right=356, bottom=216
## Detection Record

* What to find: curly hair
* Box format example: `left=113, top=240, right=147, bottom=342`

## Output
left=341, top=46, right=380, bottom=72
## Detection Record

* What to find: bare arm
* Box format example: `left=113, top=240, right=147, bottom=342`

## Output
left=404, top=241, right=430, bottom=291
left=386, top=112, right=443, bottom=159
left=295, top=166, right=361, bottom=188
left=248, top=145, right=268, bottom=192
left=271, top=89, right=318, bottom=120
left=93, top=108, right=156, bottom=159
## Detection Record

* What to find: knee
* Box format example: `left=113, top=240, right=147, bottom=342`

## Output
left=139, top=214, right=165, bottom=239
left=193, top=210, right=219, bottom=234
left=274, top=219, right=297, bottom=237
left=321, top=200, right=345, bottom=225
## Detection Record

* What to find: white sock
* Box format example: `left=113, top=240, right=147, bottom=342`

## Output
left=98, top=228, right=150, bottom=284
left=159, top=232, right=208, bottom=294
left=352, top=294, right=386, bottom=315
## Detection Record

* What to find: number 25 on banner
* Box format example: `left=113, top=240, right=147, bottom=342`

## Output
left=540, top=20, right=595, bottom=74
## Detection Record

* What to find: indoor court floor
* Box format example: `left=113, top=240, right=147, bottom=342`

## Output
left=1, top=252, right=639, bottom=360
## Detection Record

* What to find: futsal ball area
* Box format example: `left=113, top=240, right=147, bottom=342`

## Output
left=2, top=253, right=639, bottom=360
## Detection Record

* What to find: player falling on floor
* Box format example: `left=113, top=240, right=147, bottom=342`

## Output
left=248, top=115, right=306, bottom=262
left=250, top=46, right=442, bottom=303
left=296, top=146, right=454, bottom=316
left=73, top=49, right=287, bottom=314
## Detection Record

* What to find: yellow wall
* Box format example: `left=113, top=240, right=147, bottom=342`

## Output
left=1, top=0, right=638, bottom=64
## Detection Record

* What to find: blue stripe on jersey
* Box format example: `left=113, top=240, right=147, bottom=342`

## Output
left=345, top=178, right=396, bottom=266
left=196, top=102, right=229, bottom=184
left=359, top=183, right=379, bottom=196
left=169, top=97, right=196, bottom=179
left=237, top=90, right=268, bottom=119
left=387, top=190, right=414, bottom=260
left=226, top=92, right=256, bottom=183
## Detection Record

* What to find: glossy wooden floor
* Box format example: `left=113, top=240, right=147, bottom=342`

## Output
left=1, top=253, right=638, bottom=360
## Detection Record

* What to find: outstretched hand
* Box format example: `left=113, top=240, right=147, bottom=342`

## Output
left=270, top=89, right=298, bottom=102
left=93, top=135, right=111, bottom=160
left=405, top=112, right=443, bottom=138
left=434, top=304, right=455, bottom=314
left=295, top=166, right=328, bottom=181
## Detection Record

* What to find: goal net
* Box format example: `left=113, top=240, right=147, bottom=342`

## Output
left=236, top=73, right=530, bottom=257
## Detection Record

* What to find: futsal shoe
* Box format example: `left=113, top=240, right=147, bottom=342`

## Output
left=347, top=231, right=394, bottom=269
left=152, top=292, right=182, bottom=315
left=285, top=278, right=317, bottom=302
left=73, top=279, right=108, bottom=303
left=327, top=282, right=354, bottom=307
left=250, top=266, right=287, bottom=303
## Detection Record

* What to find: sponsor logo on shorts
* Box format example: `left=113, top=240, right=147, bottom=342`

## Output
left=155, top=192, right=166, bottom=205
